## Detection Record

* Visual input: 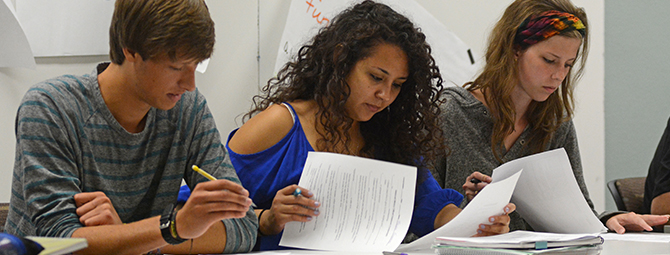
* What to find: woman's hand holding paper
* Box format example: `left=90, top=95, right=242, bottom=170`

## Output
left=473, top=203, right=516, bottom=237
left=259, top=184, right=321, bottom=236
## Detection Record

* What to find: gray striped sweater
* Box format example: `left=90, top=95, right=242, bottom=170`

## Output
left=5, top=63, right=257, bottom=253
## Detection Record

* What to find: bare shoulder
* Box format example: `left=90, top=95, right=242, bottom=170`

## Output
left=287, top=100, right=318, bottom=120
left=228, top=103, right=295, bottom=154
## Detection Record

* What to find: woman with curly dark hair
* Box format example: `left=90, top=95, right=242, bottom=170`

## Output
left=226, top=0, right=514, bottom=250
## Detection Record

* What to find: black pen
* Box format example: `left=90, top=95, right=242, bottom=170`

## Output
left=470, top=178, right=482, bottom=184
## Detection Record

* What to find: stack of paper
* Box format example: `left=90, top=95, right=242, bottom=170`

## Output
left=435, top=231, right=603, bottom=249
left=433, top=245, right=603, bottom=255
left=433, top=231, right=603, bottom=255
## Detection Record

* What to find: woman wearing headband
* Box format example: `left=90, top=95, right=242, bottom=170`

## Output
left=434, top=0, right=669, bottom=233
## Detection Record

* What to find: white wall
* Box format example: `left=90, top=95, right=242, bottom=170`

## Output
left=0, top=0, right=605, bottom=213
left=604, top=0, right=670, bottom=211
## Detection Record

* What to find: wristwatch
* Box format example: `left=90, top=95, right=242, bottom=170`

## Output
left=160, top=202, right=188, bottom=245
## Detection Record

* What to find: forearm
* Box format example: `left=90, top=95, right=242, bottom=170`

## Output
left=72, top=216, right=164, bottom=255
left=72, top=216, right=229, bottom=255
left=651, top=192, right=670, bottom=217
left=161, top=221, right=226, bottom=254
left=434, top=204, right=461, bottom=229
left=257, top=208, right=282, bottom=236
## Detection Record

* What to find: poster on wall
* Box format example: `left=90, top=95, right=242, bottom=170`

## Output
left=0, top=0, right=35, bottom=68
left=15, top=0, right=114, bottom=57
left=275, top=0, right=482, bottom=87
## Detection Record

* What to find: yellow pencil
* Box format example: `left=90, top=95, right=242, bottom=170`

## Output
left=191, top=165, right=257, bottom=207
left=192, top=165, right=217, bottom=181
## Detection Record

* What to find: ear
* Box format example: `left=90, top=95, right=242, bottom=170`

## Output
left=514, top=49, right=521, bottom=61
left=122, top=48, right=140, bottom=63
left=512, top=44, right=524, bottom=61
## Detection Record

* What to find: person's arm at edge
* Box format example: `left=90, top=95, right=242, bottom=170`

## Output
left=651, top=192, right=670, bottom=216
left=558, top=121, right=670, bottom=233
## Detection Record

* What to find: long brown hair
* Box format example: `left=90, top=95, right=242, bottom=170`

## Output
left=246, top=0, right=445, bottom=168
left=465, top=0, right=588, bottom=161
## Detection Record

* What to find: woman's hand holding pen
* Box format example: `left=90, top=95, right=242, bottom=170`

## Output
left=463, top=171, right=493, bottom=201
left=259, top=184, right=320, bottom=236
left=175, top=179, right=253, bottom=239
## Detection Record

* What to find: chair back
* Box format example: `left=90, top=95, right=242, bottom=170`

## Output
left=0, top=203, right=8, bottom=232
left=607, top=177, right=646, bottom=213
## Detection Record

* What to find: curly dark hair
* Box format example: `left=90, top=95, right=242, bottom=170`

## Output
left=246, top=0, right=444, bottom=168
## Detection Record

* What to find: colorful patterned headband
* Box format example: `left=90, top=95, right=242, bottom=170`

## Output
left=514, top=10, right=585, bottom=48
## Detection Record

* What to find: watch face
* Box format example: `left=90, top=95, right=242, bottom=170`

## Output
left=160, top=203, right=175, bottom=230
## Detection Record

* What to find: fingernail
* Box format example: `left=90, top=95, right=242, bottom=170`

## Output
left=489, top=217, right=495, bottom=223
left=477, top=229, right=482, bottom=234
left=307, top=191, right=314, bottom=196
left=505, top=207, right=510, bottom=213
left=314, top=201, right=320, bottom=206
left=480, top=224, right=486, bottom=229
left=306, top=216, right=313, bottom=221
left=314, top=210, right=320, bottom=215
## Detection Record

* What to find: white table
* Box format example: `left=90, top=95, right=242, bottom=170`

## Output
left=600, top=239, right=670, bottom=255
left=231, top=236, right=670, bottom=255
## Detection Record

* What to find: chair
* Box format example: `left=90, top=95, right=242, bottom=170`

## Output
left=607, top=177, right=646, bottom=213
left=0, top=202, right=8, bottom=232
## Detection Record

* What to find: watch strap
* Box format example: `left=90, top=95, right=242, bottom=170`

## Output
left=160, top=202, right=188, bottom=245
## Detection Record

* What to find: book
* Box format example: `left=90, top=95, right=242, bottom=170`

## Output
left=26, top=236, right=88, bottom=255
left=435, top=230, right=603, bottom=250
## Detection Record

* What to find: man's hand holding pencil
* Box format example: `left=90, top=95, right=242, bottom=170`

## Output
left=173, top=165, right=255, bottom=239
